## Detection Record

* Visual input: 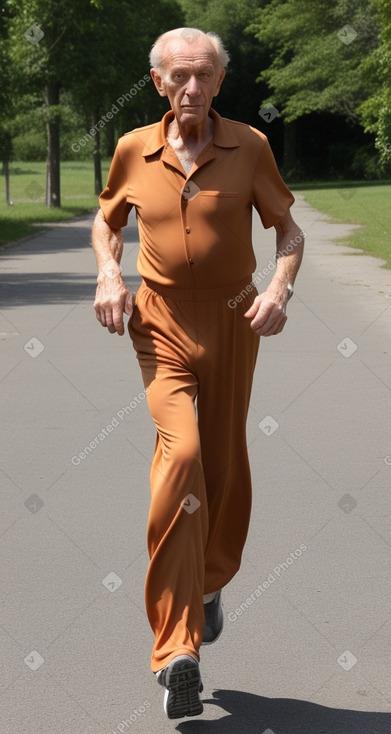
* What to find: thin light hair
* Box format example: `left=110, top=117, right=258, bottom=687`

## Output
left=149, top=27, right=230, bottom=71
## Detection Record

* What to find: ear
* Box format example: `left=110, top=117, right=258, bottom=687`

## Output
left=151, top=69, right=167, bottom=98
left=213, top=68, right=226, bottom=97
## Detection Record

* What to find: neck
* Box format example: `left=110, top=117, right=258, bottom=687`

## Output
left=168, top=114, right=213, bottom=145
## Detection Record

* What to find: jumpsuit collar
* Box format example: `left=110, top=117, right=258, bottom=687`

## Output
left=141, top=108, right=240, bottom=172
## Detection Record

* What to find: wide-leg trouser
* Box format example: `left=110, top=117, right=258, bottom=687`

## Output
left=128, top=277, right=259, bottom=672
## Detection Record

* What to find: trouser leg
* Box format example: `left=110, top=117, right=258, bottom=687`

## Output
left=195, top=289, right=260, bottom=595
left=128, top=285, right=208, bottom=672
left=144, top=367, right=209, bottom=671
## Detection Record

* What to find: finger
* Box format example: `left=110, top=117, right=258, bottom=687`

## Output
left=252, top=306, right=284, bottom=333
left=251, top=301, right=285, bottom=330
left=250, top=303, right=274, bottom=331
left=106, top=320, right=117, bottom=334
left=244, top=304, right=256, bottom=318
left=124, top=292, right=133, bottom=317
left=258, top=324, right=282, bottom=337
left=104, top=314, right=119, bottom=334
left=98, top=305, right=113, bottom=333
left=244, top=296, right=261, bottom=318
left=97, top=309, right=107, bottom=327
left=112, top=305, right=125, bottom=335
left=255, top=313, right=287, bottom=336
left=94, top=300, right=108, bottom=327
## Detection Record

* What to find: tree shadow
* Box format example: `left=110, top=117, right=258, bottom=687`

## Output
left=0, top=272, right=142, bottom=308
left=176, top=689, right=391, bottom=734
left=0, top=212, right=139, bottom=255
left=0, top=215, right=141, bottom=306
left=4, top=167, right=42, bottom=176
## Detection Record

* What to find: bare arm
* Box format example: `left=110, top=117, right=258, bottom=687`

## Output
left=91, top=209, right=133, bottom=336
left=244, top=209, right=304, bottom=336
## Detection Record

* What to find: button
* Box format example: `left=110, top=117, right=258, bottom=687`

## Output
left=189, top=258, right=194, bottom=265
left=185, top=227, right=191, bottom=234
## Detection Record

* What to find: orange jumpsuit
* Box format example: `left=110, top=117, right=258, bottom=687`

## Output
left=99, top=108, right=294, bottom=671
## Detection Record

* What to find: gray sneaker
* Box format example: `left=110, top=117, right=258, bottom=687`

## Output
left=202, top=590, right=223, bottom=644
left=156, top=655, right=203, bottom=719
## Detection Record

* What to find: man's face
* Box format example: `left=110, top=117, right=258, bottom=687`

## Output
left=151, top=38, right=225, bottom=128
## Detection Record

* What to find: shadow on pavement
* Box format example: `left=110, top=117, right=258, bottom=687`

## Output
left=1, top=221, right=95, bottom=256
left=176, top=689, right=391, bottom=734
left=0, top=272, right=142, bottom=308
left=0, top=216, right=141, bottom=307
left=0, top=217, right=139, bottom=256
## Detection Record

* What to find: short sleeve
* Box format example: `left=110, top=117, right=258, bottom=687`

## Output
left=99, top=141, right=132, bottom=229
left=251, top=135, right=295, bottom=229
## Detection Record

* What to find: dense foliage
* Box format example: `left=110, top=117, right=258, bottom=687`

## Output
left=0, top=0, right=390, bottom=205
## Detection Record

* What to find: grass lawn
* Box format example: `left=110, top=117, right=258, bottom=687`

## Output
left=293, top=181, right=391, bottom=268
left=0, top=160, right=110, bottom=247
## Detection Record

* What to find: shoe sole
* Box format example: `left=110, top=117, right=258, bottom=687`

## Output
left=163, top=658, right=203, bottom=719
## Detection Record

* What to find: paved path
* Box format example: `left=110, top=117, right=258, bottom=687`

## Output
left=1, top=196, right=391, bottom=734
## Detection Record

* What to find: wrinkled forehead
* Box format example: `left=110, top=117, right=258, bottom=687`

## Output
left=161, top=37, right=220, bottom=69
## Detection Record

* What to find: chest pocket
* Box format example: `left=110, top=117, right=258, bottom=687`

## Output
left=201, top=191, right=239, bottom=197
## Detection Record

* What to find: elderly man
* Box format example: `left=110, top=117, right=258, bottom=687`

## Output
left=92, top=27, right=304, bottom=719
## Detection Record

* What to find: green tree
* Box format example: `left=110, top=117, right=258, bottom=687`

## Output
left=248, top=0, right=380, bottom=173
left=249, top=0, right=379, bottom=121
left=68, top=0, right=184, bottom=193
left=359, top=0, right=391, bottom=166
left=179, top=0, right=269, bottom=128
left=0, top=2, right=14, bottom=204
left=7, top=0, right=95, bottom=206
left=0, top=4, right=11, bottom=113
left=5, top=0, right=184, bottom=204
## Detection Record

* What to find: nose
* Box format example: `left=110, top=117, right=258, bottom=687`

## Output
left=186, top=74, right=201, bottom=97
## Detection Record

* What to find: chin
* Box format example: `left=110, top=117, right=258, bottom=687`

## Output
left=180, top=109, right=204, bottom=122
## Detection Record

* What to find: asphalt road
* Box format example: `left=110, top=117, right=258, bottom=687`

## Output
left=1, top=194, right=391, bottom=734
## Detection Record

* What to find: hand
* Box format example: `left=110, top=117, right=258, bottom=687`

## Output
left=94, top=272, right=133, bottom=336
left=244, top=286, right=288, bottom=336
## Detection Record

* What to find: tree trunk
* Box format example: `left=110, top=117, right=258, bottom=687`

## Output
left=283, top=120, right=298, bottom=173
left=45, top=83, right=61, bottom=207
left=92, top=108, right=102, bottom=195
left=4, top=159, right=11, bottom=205
left=104, top=119, right=115, bottom=158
